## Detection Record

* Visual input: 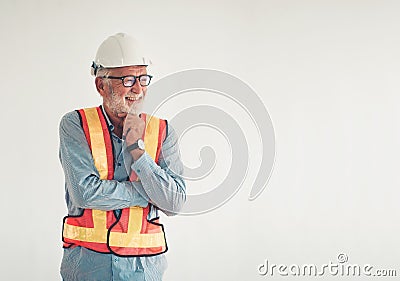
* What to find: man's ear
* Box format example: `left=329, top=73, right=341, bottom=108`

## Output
left=95, top=77, right=106, bottom=97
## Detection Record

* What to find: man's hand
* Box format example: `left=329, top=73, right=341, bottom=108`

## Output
left=123, top=113, right=145, bottom=161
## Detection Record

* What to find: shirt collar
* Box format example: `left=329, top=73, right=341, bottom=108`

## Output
left=100, top=105, right=115, bottom=132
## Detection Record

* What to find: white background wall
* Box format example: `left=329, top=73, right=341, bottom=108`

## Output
left=1, top=0, right=400, bottom=280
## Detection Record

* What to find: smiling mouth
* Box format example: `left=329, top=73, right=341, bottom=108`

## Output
left=125, top=94, right=143, bottom=102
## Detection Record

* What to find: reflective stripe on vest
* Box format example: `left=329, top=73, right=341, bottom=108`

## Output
left=62, top=106, right=168, bottom=256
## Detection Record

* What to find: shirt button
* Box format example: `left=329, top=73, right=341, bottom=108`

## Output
left=118, top=139, right=122, bottom=143
left=114, top=257, right=118, bottom=262
left=136, top=169, right=140, bottom=173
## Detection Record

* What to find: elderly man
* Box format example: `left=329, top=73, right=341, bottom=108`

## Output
left=59, top=33, right=186, bottom=281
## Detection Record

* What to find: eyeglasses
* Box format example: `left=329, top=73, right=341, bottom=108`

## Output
left=101, top=74, right=153, bottom=87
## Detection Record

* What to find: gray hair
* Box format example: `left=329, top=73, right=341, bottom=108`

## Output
left=96, top=68, right=112, bottom=87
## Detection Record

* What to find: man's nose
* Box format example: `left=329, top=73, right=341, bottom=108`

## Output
left=131, top=80, right=142, bottom=93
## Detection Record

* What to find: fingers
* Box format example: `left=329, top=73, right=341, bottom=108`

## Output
left=117, top=112, right=128, bottom=118
left=124, top=113, right=142, bottom=126
left=122, top=114, right=145, bottom=144
left=122, top=128, right=131, bottom=140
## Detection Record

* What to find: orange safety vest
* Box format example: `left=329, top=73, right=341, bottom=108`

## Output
left=62, top=106, right=168, bottom=256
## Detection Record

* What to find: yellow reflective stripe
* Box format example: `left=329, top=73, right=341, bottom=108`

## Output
left=144, top=115, right=160, bottom=161
left=135, top=115, right=160, bottom=182
left=109, top=232, right=166, bottom=248
left=129, top=206, right=143, bottom=233
left=63, top=210, right=108, bottom=243
left=108, top=207, right=166, bottom=248
left=84, top=108, right=108, bottom=180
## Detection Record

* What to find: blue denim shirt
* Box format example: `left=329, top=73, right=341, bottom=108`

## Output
left=59, top=106, right=186, bottom=281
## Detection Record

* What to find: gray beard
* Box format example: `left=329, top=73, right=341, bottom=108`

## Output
left=105, top=86, right=144, bottom=116
left=128, top=99, right=144, bottom=115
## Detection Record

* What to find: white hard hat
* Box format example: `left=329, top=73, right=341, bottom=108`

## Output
left=91, top=33, right=151, bottom=76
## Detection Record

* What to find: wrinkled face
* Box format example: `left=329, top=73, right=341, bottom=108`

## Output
left=98, top=65, right=148, bottom=117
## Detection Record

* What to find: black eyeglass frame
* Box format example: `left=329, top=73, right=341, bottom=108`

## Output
left=101, top=74, right=153, bottom=87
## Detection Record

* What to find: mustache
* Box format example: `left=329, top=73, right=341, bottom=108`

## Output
left=126, top=92, right=144, bottom=99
